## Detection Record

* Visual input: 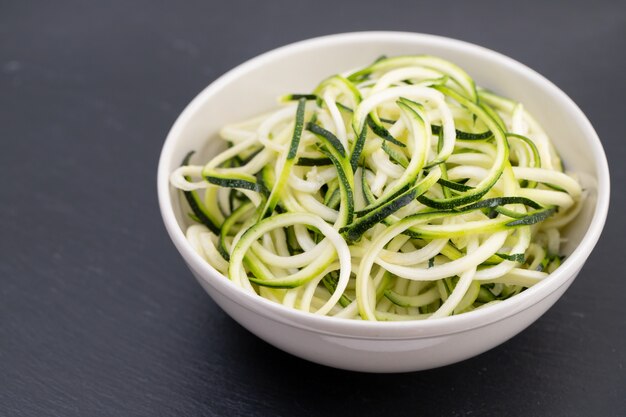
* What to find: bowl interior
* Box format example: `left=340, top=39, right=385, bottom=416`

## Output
left=158, top=33, right=608, bottom=336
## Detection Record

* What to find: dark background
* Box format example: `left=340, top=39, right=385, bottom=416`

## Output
left=1, top=1, right=624, bottom=416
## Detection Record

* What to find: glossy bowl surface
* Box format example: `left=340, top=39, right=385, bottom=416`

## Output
left=157, top=32, right=609, bottom=372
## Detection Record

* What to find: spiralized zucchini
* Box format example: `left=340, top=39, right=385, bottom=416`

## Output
left=171, top=55, right=583, bottom=321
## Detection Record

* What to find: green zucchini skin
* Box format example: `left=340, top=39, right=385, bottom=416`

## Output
left=180, top=151, right=221, bottom=234
left=350, top=124, right=368, bottom=172
left=259, top=98, right=307, bottom=219
left=366, top=115, right=406, bottom=147
left=431, top=124, right=492, bottom=140
left=306, top=122, right=355, bottom=226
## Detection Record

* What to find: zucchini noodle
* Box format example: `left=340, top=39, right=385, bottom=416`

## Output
left=170, top=55, right=583, bottom=321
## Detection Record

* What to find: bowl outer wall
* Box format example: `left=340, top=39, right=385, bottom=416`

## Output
left=157, top=32, right=610, bottom=341
left=188, top=261, right=581, bottom=372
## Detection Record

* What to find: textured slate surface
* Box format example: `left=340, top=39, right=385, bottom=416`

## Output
left=1, top=1, right=624, bottom=416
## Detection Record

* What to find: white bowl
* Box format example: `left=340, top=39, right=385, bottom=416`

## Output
left=157, top=32, right=610, bottom=372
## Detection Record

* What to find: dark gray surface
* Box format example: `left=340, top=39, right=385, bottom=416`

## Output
left=1, top=1, right=625, bottom=416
